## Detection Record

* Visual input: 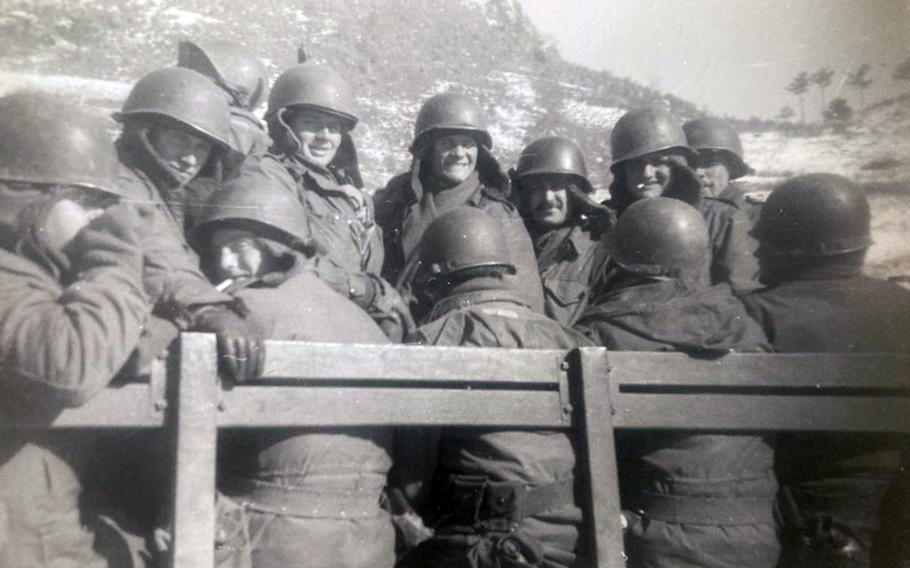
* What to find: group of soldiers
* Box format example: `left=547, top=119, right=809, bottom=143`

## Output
left=1, top=38, right=909, bottom=568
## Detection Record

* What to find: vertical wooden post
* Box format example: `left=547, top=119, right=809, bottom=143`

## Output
left=169, top=333, right=219, bottom=568
left=574, top=347, right=626, bottom=568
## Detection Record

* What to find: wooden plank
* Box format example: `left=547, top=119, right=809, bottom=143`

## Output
left=169, top=333, right=218, bottom=568
left=608, top=352, right=910, bottom=391
left=575, top=348, right=626, bottom=568
left=260, top=341, right=565, bottom=384
left=613, top=393, right=910, bottom=432
left=0, top=384, right=164, bottom=428
left=217, top=387, right=567, bottom=427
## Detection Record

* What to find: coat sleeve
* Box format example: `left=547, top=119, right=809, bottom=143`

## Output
left=136, top=201, right=233, bottom=326
left=0, top=203, right=149, bottom=407
left=118, top=166, right=231, bottom=326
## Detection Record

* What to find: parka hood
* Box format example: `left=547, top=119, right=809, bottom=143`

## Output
left=267, top=112, right=364, bottom=189
left=608, top=159, right=703, bottom=215
left=414, top=143, right=510, bottom=199
left=117, top=122, right=223, bottom=196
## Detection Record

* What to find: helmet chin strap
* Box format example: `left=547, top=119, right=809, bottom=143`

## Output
left=275, top=108, right=303, bottom=156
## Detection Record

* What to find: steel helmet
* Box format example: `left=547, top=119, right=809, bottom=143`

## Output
left=605, top=197, right=710, bottom=279
left=0, top=91, right=122, bottom=196
left=265, top=63, right=358, bottom=129
left=178, top=39, right=268, bottom=111
left=193, top=178, right=314, bottom=249
left=410, top=92, right=493, bottom=155
left=610, top=107, right=697, bottom=172
left=511, top=136, right=593, bottom=194
left=683, top=117, right=750, bottom=179
left=753, top=173, right=871, bottom=258
left=115, top=67, right=232, bottom=149
left=419, top=207, right=516, bottom=281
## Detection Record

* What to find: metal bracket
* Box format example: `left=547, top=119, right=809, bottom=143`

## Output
left=558, top=356, right=573, bottom=423
left=149, top=354, right=168, bottom=418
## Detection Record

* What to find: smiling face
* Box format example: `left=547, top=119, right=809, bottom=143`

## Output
left=430, top=133, right=478, bottom=187
left=285, top=109, right=344, bottom=167
left=209, top=228, right=268, bottom=282
left=521, top=174, right=573, bottom=228
left=622, top=152, right=679, bottom=201
left=149, top=126, right=214, bottom=184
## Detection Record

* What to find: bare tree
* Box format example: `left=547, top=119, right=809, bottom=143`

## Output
left=824, top=97, right=854, bottom=133
left=846, top=64, right=873, bottom=110
left=811, top=67, right=835, bottom=112
left=787, top=72, right=810, bottom=123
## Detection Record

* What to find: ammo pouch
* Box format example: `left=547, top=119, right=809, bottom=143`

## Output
left=440, top=474, right=574, bottom=532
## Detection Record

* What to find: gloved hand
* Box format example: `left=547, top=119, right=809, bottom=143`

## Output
left=192, top=307, right=265, bottom=384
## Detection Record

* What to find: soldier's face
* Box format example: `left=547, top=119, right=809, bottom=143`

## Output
left=623, top=153, right=675, bottom=200
left=695, top=151, right=732, bottom=197
left=210, top=228, right=267, bottom=281
left=430, top=134, right=478, bottom=186
left=149, top=127, right=213, bottom=183
left=522, top=175, right=572, bottom=228
left=286, top=110, right=343, bottom=167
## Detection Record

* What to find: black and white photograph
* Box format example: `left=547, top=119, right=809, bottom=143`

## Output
left=1, top=0, right=909, bottom=566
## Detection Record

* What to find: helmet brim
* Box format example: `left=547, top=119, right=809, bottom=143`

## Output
left=409, top=127, right=493, bottom=155
left=114, top=110, right=232, bottom=150
left=610, top=144, right=699, bottom=173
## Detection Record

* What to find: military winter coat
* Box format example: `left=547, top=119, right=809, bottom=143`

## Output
left=116, top=138, right=234, bottom=326
left=218, top=252, right=394, bottom=568
left=717, top=181, right=763, bottom=224
left=533, top=223, right=610, bottom=328
left=375, top=170, right=546, bottom=320
left=0, top=190, right=149, bottom=568
left=744, top=267, right=910, bottom=568
left=576, top=279, right=778, bottom=568
left=396, top=287, right=589, bottom=568
left=608, top=163, right=761, bottom=293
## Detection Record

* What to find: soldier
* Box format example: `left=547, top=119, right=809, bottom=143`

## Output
left=683, top=117, right=762, bottom=223
left=374, top=92, right=544, bottom=321
left=115, top=66, right=264, bottom=384
left=575, top=198, right=778, bottom=568
left=743, top=173, right=910, bottom=568
left=227, top=62, right=413, bottom=341
left=608, top=107, right=760, bottom=292
left=193, top=183, right=396, bottom=568
left=177, top=39, right=272, bottom=176
left=0, top=92, right=149, bottom=567
left=510, top=136, right=612, bottom=327
left=394, top=208, right=589, bottom=568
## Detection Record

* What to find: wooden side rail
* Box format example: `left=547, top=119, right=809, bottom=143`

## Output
left=5, top=334, right=908, bottom=568
left=606, top=351, right=910, bottom=432
left=167, top=334, right=615, bottom=567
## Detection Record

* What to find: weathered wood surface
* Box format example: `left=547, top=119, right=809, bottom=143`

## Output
left=217, top=386, right=567, bottom=427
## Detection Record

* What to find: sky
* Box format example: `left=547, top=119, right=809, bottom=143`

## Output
left=517, top=0, right=910, bottom=120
